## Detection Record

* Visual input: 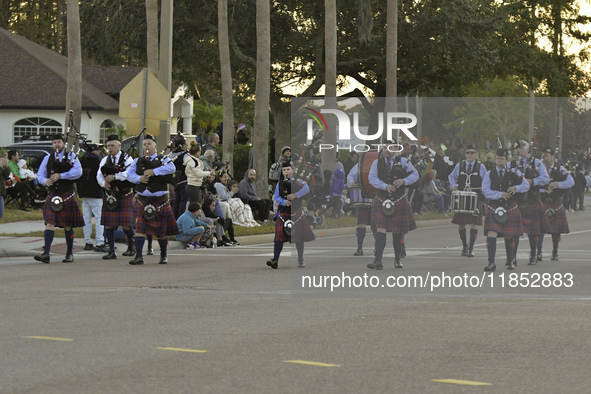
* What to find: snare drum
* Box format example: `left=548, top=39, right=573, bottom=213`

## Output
left=349, top=186, right=373, bottom=208
left=451, top=191, right=478, bottom=214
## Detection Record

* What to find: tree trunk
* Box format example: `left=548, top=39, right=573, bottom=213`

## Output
left=273, top=103, right=290, bottom=162
left=65, top=0, right=82, bottom=152
left=146, top=0, right=159, bottom=79
left=253, top=0, right=270, bottom=199
left=218, top=0, right=234, bottom=174
left=385, top=0, right=397, bottom=142
left=324, top=0, right=337, bottom=174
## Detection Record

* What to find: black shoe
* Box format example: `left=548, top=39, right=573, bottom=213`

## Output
left=266, top=259, right=278, bottom=269
left=401, top=244, right=406, bottom=259
left=34, top=253, right=50, bottom=264
left=146, top=247, right=154, bottom=255
left=537, top=253, right=542, bottom=262
left=94, top=245, right=108, bottom=253
left=367, top=260, right=383, bottom=270
left=551, top=252, right=559, bottom=261
left=461, top=245, right=468, bottom=256
left=221, top=241, right=232, bottom=247
left=353, top=249, right=364, bottom=256
left=231, top=240, right=240, bottom=246
left=122, top=248, right=136, bottom=257
left=484, top=261, right=496, bottom=271
left=507, top=259, right=515, bottom=270
left=62, top=254, right=74, bottom=263
left=19, top=207, right=31, bottom=212
left=102, top=251, right=117, bottom=260
left=528, top=255, right=537, bottom=265
left=84, top=243, right=94, bottom=251
left=159, top=255, right=168, bottom=264
left=467, top=249, right=475, bottom=258
left=129, top=256, right=144, bottom=265
left=394, top=259, right=403, bottom=269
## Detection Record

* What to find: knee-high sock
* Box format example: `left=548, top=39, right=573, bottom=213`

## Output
left=469, top=229, right=478, bottom=251
left=393, top=233, right=403, bottom=259
left=105, top=228, right=115, bottom=252
left=134, top=236, right=145, bottom=258
left=43, top=229, right=54, bottom=254
left=158, top=238, right=168, bottom=257
left=356, top=227, right=366, bottom=250
left=486, top=237, right=496, bottom=263
left=513, top=236, right=520, bottom=257
left=459, top=228, right=467, bottom=247
left=552, top=233, right=560, bottom=253
left=504, top=237, right=514, bottom=262
left=123, top=228, right=135, bottom=249
left=537, top=234, right=544, bottom=254
left=296, top=242, right=304, bottom=262
left=273, top=241, right=284, bottom=262
left=528, top=235, right=537, bottom=257
left=374, top=232, right=387, bottom=262
left=64, top=229, right=74, bottom=255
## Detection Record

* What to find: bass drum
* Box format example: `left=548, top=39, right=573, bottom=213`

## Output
left=359, top=151, right=379, bottom=199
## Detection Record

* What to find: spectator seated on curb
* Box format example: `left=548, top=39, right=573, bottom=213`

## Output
left=202, top=196, right=239, bottom=246
left=238, top=169, right=273, bottom=222
left=215, top=174, right=259, bottom=227
left=175, top=202, right=211, bottom=250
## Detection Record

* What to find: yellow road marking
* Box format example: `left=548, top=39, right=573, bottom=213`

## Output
left=154, top=347, right=207, bottom=353
left=432, top=379, right=491, bottom=386
left=22, top=336, right=73, bottom=342
left=284, top=360, right=340, bottom=367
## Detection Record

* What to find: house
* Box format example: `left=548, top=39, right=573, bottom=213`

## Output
left=0, top=27, right=144, bottom=146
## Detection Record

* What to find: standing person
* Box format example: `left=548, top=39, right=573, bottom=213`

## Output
left=538, top=148, right=574, bottom=261
left=203, top=133, right=227, bottom=169
left=347, top=161, right=373, bottom=257
left=572, top=165, right=586, bottom=211
left=34, top=134, right=84, bottom=264
left=170, top=134, right=189, bottom=219
left=238, top=169, right=273, bottom=222
left=432, top=148, right=451, bottom=192
left=97, top=134, right=136, bottom=260
left=367, top=141, right=419, bottom=269
left=343, top=151, right=358, bottom=180
left=448, top=144, right=487, bottom=257
left=449, top=143, right=466, bottom=167
left=0, top=155, right=11, bottom=220
left=308, top=147, right=325, bottom=210
left=267, top=162, right=316, bottom=269
left=184, top=141, right=212, bottom=207
left=507, top=140, right=550, bottom=265
left=127, top=134, right=179, bottom=265
left=278, top=146, right=291, bottom=165
left=481, top=148, right=529, bottom=271
left=329, top=168, right=346, bottom=217
left=78, top=143, right=106, bottom=252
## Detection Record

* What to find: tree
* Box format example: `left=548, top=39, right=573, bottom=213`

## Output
left=65, top=0, right=82, bottom=149
left=218, top=0, right=234, bottom=174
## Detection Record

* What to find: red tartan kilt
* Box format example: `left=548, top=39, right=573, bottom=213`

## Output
left=274, top=209, right=316, bottom=243
left=43, top=192, right=84, bottom=228
left=484, top=201, right=523, bottom=237
left=101, top=193, right=136, bottom=228
left=371, top=196, right=416, bottom=234
left=541, top=200, right=569, bottom=234
left=354, top=207, right=372, bottom=226
left=451, top=200, right=484, bottom=226
left=520, top=200, right=551, bottom=235
left=135, top=199, right=179, bottom=238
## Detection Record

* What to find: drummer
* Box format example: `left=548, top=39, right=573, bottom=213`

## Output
left=538, top=148, right=574, bottom=261
left=448, top=144, right=487, bottom=257
left=346, top=160, right=373, bottom=257
left=367, top=140, right=419, bottom=269
left=481, top=148, right=529, bottom=271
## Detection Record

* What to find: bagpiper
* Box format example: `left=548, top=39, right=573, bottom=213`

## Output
left=448, top=144, right=487, bottom=257
left=126, top=134, right=179, bottom=265
left=538, top=148, right=574, bottom=261
left=346, top=161, right=373, bottom=257
left=482, top=148, right=529, bottom=271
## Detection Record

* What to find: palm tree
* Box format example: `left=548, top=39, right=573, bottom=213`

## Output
left=219, top=0, right=235, bottom=174
left=146, top=0, right=159, bottom=78
left=324, top=0, right=337, bottom=173
left=65, top=0, right=82, bottom=150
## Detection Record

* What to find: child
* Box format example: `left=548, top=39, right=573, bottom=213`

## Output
left=175, top=202, right=210, bottom=249
left=330, top=168, right=346, bottom=217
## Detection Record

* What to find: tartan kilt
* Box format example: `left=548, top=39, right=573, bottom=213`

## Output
left=101, top=193, right=136, bottom=228
left=451, top=200, right=484, bottom=226
left=355, top=207, right=372, bottom=226
left=371, top=195, right=416, bottom=234
left=274, top=209, right=316, bottom=243
left=43, top=191, right=84, bottom=228
left=135, top=197, right=179, bottom=238
left=484, top=201, right=523, bottom=237
left=541, top=200, right=569, bottom=234
left=520, top=200, right=551, bottom=235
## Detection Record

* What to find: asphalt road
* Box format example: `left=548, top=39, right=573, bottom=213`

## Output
left=1, top=211, right=590, bottom=393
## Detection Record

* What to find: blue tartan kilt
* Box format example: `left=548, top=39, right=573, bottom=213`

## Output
left=541, top=200, right=569, bottom=234
left=451, top=200, right=484, bottom=226
left=43, top=191, right=84, bottom=228
left=355, top=207, right=372, bottom=226
left=274, top=209, right=316, bottom=243
left=135, top=198, right=179, bottom=238
left=371, top=195, right=416, bottom=234
left=520, top=200, right=551, bottom=235
left=100, top=193, right=136, bottom=228
left=484, top=201, right=523, bottom=237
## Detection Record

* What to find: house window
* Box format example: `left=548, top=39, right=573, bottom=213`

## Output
left=13, top=118, right=63, bottom=143
left=99, top=120, right=116, bottom=144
